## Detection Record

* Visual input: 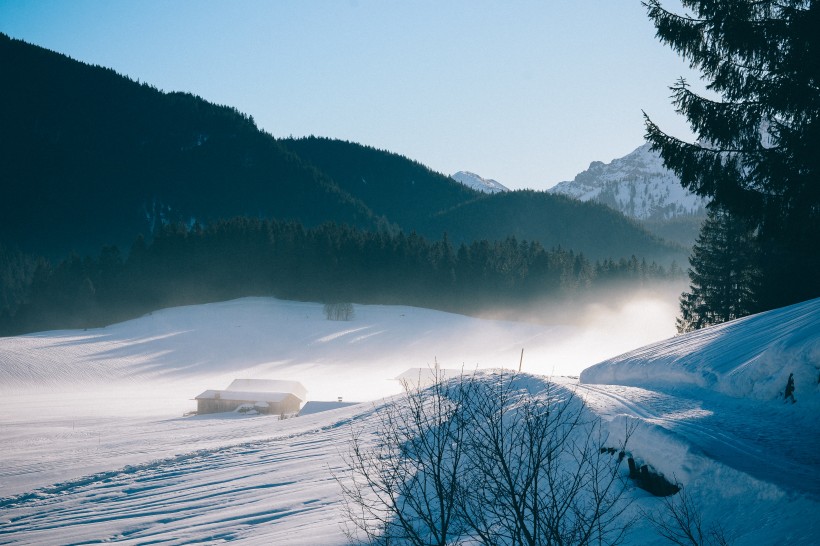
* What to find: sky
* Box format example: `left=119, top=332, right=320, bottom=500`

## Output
left=0, top=0, right=701, bottom=190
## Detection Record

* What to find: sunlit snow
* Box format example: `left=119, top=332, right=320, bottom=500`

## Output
left=1, top=296, right=817, bottom=544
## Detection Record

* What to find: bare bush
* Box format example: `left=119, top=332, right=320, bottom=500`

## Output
left=338, top=368, right=472, bottom=545
left=460, top=372, right=635, bottom=546
left=646, top=485, right=731, bottom=546
left=339, top=370, right=635, bottom=546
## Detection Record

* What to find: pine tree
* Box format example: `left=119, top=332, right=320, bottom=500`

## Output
left=677, top=205, right=760, bottom=332
left=644, top=0, right=820, bottom=314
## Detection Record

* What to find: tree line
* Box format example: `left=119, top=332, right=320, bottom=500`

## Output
left=0, top=218, right=682, bottom=335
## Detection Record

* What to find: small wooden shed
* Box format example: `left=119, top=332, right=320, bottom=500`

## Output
left=194, top=378, right=306, bottom=416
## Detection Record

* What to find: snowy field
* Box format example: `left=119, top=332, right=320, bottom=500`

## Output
left=0, top=296, right=818, bottom=544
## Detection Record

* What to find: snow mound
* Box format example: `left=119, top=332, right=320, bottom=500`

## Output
left=576, top=299, right=820, bottom=543
left=581, top=298, right=820, bottom=408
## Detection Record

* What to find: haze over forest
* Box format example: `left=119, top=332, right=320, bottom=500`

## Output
left=0, top=33, right=690, bottom=336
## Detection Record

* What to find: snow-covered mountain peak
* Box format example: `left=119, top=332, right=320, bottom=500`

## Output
left=451, top=171, right=509, bottom=194
left=549, top=142, right=707, bottom=220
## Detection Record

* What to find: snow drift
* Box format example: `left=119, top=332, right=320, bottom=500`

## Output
left=581, top=297, right=820, bottom=408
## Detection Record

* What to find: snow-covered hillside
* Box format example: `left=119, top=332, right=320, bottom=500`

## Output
left=0, top=297, right=680, bottom=405
left=1, top=297, right=818, bottom=544
left=451, top=171, right=509, bottom=194
left=549, top=143, right=707, bottom=220
left=581, top=297, right=820, bottom=406
left=578, top=298, right=820, bottom=545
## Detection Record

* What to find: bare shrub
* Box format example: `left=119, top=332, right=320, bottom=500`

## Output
left=338, top=368, right=472, bottom=545
left=646, top=485, right=731, bottom=546
left=338, top=370, right=635, bottom=545
left=460, top=372, right=635, bottom=546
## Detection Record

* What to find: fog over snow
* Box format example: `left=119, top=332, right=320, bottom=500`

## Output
left=0, top=296, right=681, bottom=409
left=1, top=297, right=818, bottom=544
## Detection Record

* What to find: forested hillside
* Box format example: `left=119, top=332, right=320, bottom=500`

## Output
left=1, top=34, right=682, bottom=262
left=428, top=190, right=685, bottom=263
left=280, top=137, right=480, bottom=229
left=280, top=138, right=685, bottom=262
left=0, top=34, right=380, bottom=257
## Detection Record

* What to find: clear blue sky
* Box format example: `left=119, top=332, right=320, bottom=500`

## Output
left=0, top=0, right=699, bottom=190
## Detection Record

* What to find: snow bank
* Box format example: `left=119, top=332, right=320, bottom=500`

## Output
left=581, top=298, right=820, bottom=408
left=577, top=298, right=820, bottom=543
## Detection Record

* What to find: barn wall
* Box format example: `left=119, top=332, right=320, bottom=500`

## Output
left=197, top=398, right=249, bottom=414
left=268, top=396, right=301, bottom=416
left=197, top=394, right=303, bottom=415
left=283, top=395, right=301, bottom=414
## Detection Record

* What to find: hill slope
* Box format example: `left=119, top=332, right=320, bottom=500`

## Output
left=428, top=190, right=687, bottom=263
left=0, top=297, right=679, bottom=401
left=279, top=136, right=479, bottom=229
left=0, top=34, right=379, bottom=257
left=581, top=297, right=820, bottom=502
left=581, top=297, right=820, bottom=405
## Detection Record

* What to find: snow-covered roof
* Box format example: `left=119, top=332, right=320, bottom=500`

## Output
left=225, top=379, right=307, bottom=401
left=194, top=389, right=297, bottom=403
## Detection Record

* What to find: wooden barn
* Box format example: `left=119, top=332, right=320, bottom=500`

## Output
left=194, top=379, right=306, bottom=416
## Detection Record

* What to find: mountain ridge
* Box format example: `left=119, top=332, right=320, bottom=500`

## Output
left=0, top=33, right=683, bottom=265
left=549, top=142, right=707, bottom=221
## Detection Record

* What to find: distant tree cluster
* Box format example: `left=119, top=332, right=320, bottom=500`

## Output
left=645, top=0, right=820, bottom=329
left=324, top=302, right=355, bottom=321
left=0, top=218, right=682, bottom=335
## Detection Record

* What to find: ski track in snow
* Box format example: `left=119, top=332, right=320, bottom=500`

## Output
left=0, top=406, right=376, bottom=545
left=578, top=383, right=820, bottom=498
